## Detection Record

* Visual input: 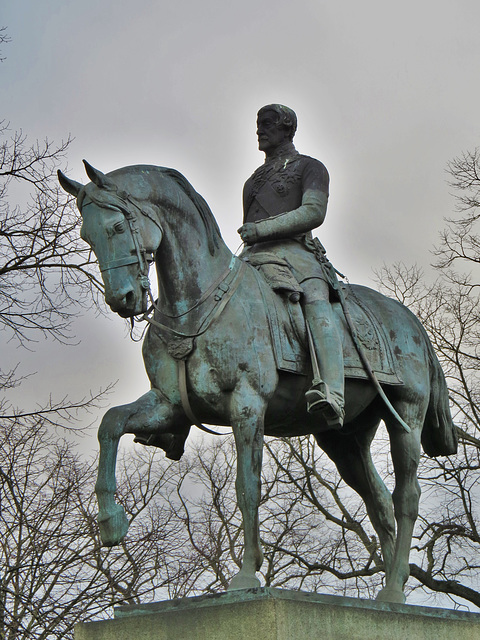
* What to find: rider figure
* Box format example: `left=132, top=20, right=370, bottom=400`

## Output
left=238, top=104, right=345, bottom=429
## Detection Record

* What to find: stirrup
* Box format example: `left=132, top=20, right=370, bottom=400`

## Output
left=305, top=381, right=344, bottom=429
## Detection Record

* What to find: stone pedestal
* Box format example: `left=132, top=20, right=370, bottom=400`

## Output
left=75, top=588, right=480, bottom=640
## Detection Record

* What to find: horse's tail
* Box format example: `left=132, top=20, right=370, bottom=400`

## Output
left=421, top=337, right=458, bottom=457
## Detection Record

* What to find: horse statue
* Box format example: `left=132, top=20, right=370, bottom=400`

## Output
left=58, top=161, right=457, bottom=604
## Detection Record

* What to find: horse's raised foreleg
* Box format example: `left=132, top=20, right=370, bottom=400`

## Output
left=377, top=404, right=423, bottom=604
left=96, top=402, right=129, bottom=546
left=228, top=386, right=266, bottom=590
left=95, top=389, right=184, bottom=546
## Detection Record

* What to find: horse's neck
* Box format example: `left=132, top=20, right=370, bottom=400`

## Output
left=154, top=204, right=233, bottom=316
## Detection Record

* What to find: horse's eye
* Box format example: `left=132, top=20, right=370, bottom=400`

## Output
left=114, top=221, right=126, bottom=234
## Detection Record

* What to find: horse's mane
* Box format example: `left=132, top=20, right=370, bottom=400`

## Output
left=160, top=168, right=221, bottom=255
left=82, top=164, right=223, bottom=256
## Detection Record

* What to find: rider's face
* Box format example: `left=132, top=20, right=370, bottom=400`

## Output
left=256, top=111, right=290, bottom=155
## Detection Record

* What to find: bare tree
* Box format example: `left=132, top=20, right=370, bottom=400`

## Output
left=365, top=149, right=480, bottom=608
left=157, top=437, right=385, bottom=599
left=0, top=29, right=163, bottom=637
left=0, top=416, right=196, bottom=640
left=372, top=263, right=480, bottom=607
left=0, top=26, right=101, bottom=347
left=436, top=147, right=480, bottom=271
left=0, top=27, right=10, bottom=62
left=0, top=123, right=102, bottom=346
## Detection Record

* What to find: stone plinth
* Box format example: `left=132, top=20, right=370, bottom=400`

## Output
left=75, top=588, right=480, bottom=640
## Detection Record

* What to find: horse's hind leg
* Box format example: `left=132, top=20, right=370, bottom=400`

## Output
left=377, top=396, right=423, bottom=604
left=316, top=420, right=396, bottom=579
left=95, top=389, right=183, bottom=546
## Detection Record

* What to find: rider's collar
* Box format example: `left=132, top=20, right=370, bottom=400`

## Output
left=264, top=141, right=298, bottom=164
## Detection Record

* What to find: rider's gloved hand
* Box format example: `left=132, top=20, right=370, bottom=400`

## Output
left=237, top=223, right=258, bottom=245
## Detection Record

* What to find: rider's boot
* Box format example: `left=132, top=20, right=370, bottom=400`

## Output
left=303, top=301, right=345, bottom=429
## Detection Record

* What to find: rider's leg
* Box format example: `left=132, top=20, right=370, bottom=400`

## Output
left=302, top=278, right=344, bottom=428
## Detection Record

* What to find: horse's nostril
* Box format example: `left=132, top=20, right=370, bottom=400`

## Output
left=125, top=291, right=135, bottom=308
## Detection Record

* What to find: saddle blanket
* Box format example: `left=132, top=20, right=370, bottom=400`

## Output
left=265, top=284, right=403, bottom=386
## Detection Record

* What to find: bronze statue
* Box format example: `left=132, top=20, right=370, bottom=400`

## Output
left=239, top=104, right=344, bottom=429
left=58, top=123, right=456, bottom=604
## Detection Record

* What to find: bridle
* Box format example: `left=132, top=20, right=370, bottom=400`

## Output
left=82, top=193, right=162, bottom=295
left=84, top=191, right=236, bottom=437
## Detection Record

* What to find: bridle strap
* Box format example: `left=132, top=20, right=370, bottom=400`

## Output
left=141, top=258, right=246, bottom=437
left=95, top=197, right=158, bottom=288
left=100, top=255, right=143, bottom=272
left=101, top=191, right=238, bottom=437
left=142, top=258, right=246, bottom=339
left=124, top=209, right=149, bottom=275
left=155, top=255, right=239, bottom=319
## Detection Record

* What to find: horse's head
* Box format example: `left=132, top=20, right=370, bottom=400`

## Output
left=58, top=161, right=163, bottom=317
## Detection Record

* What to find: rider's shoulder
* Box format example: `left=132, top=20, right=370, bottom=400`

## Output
left=295, top=154, right=329, bottom=182
left=296, top=154, right=328, bottom=169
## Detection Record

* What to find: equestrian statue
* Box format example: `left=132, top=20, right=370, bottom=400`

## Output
left=58, top=104, right=457, bottom=604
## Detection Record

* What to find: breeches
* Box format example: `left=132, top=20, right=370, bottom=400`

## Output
left=241, top=239, right=329, bottom=299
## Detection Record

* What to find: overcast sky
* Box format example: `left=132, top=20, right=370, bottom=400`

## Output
left=3, top=0, right=480, bottom=444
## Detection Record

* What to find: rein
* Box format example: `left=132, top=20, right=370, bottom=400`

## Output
left=142, top=255, right=244, bottom=338
left=93, top=191, right=235, bottom=437
left=89, top=181, right=242, bottom=437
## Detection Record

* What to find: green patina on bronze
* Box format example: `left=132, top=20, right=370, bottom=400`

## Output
left=58, top=108, right=456, bottom=605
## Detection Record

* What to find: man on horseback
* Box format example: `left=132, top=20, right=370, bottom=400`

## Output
left=238, top=104, right=345, bottom=429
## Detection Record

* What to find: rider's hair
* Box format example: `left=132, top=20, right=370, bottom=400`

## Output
left=257, top=104, right=297, bottom=141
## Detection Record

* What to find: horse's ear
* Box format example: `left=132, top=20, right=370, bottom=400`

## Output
left=57, top=170, right=83, bottom=197
left=83, top=159, right=112, bottom=188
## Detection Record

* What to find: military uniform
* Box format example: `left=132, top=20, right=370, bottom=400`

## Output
left=242, top=145, right=329, bottom=282
left=240, top=141, right=345, bottom=428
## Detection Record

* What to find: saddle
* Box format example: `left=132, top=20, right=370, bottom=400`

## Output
left=248, top=254, right=403, bottom=386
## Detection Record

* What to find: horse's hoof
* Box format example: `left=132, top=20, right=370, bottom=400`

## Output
left=228, top=573, right=261, bottom=591
left=376, top=586, right=406, bottom=604
left=98, top=504, right=129, bottom=546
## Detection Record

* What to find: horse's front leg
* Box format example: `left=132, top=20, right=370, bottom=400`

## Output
left=95, top=389, right=183, bottom=546
left=228, top=385, right=266, bottom=590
